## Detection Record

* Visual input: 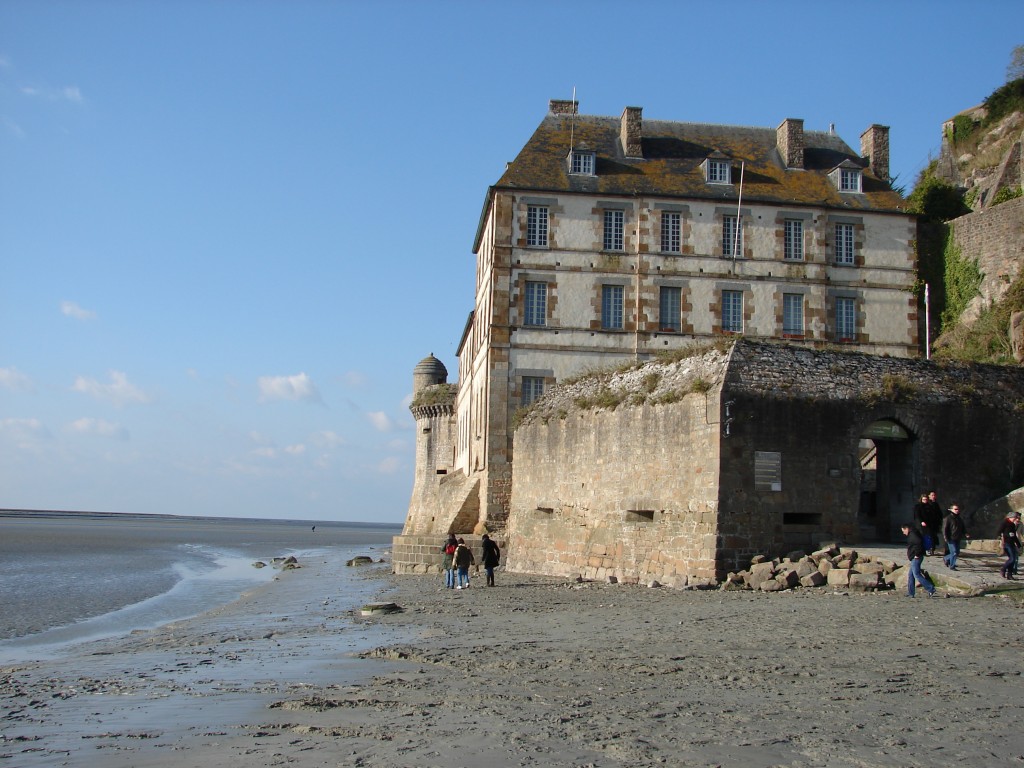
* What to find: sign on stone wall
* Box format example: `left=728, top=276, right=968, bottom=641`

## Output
left=755, top=451, right=782, bottom=492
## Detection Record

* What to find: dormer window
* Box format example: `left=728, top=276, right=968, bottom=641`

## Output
left=830, top=164, right=863, bottom=193
left=840, top=168, right=862, bottom=192
left=569, top=149, right=595, bottom=175
left=704, top=157, right=732, bottom=184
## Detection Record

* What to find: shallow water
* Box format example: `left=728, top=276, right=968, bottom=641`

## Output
left=0, top=512, right=399, bottom=659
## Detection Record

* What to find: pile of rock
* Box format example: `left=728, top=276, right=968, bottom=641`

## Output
left=721, top=546, right=900, bottom=593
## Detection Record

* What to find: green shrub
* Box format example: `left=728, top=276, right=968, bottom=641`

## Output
left=940, top=237, right=983, bottom=329
left=982, top=77, right=1024, bottom=127
left=907, top=163, right=970, bottom=221
left=992, top=186, right=1022, bottom=206
left=951, top=114, right=979, bottom=144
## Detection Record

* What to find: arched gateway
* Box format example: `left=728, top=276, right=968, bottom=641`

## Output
left=858, top=419, right=915, bottom=542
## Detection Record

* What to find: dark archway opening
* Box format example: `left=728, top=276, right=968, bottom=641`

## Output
left=858, top=419, right=916, bottom=543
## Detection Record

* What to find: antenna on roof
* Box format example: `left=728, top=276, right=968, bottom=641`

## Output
left=569, top=86, right=577, bottom=155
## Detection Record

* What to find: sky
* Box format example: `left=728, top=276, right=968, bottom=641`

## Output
left=1, top=1, right=1021, bottom=524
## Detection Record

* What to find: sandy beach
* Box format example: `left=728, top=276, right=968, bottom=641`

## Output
left=3, top=547, right=1024, bottom=768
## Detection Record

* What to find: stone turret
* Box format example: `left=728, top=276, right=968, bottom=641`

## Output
left=413, top=353, right=448, bottom=394
left=394, top=354, right=482, bottom=574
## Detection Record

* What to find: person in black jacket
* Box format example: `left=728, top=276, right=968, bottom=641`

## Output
left=942, top=505, right=969, bottom=571
left=453, top=537, right=475, bottom=589
left=902, top=523, right=937, bottom=597
left=481, top=534, right=501, bottom=587
left=913, top=494, right=937, bottom=555
left=925, top=491, right=944, bottom=555
left=997, top=511, right=1022, bottom=580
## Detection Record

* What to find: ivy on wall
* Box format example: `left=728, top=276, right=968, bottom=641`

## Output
left=940, top=233, right=982, bottom=328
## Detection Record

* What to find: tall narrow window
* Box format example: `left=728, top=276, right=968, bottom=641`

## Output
left=836, top=297, right=856, bottom=341
left=661, top=211, right=681, bottom=253
left=527, top=206, right=548, bottom=247
left=835, top=223, right=855, bottom=264
left=659, top=286, right=681, bottom=332
left=722, top=290, right=743, bottom=333
left=524, top=281, right=547, bottom=326
left=521, top=376, right=545, bottom=406
left=722, top=215, right=742, bottom=258
left=784, top=219, right=804, bottom=261
left=603, top=209, right=624, bottom=251
left=783, top=293, right=804, bottom=336
left=602, top=285, right=624, bottom=330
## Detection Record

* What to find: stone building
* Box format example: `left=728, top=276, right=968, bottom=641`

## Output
left=507, top=340, right=1024, bottom=584
left=394, top=100, right=918, bottom=572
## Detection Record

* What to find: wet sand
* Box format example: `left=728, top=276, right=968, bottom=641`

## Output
left=2, top=550, right=1023, bottom=767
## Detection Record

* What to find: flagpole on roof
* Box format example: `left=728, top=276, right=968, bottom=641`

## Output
left=569, top=86, right=577, bottom=156
left=733, top=160, right=745, bottom=263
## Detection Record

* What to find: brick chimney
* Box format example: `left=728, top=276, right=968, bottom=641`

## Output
left=776, top=118, right=804, bottom=169
left=549, top=99, right=578, bottom=115
left=860, top=124, right=890, bottom=181
left=620, top=106, right=643, bottom=158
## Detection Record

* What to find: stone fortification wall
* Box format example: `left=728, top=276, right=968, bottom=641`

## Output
left=723, top=341, right=1024, bottom=541
left=949, top=197, right=1024, bottom=325
left=392, top=533, right=503, bottom=576
left=507, top=349, right=730, bottom=585
left=725, top=339, right=1024, bottom=406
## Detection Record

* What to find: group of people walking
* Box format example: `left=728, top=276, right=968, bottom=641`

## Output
left=440, top=533, right=501, bottom=589
left=903, top=490, right=1023, bottom=596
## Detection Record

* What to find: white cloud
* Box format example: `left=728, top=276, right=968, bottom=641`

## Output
left=3, top=116, right=25, bottom=138
left=67, top=417, right=129, bottom=440
left=0, top=417, right=47, bottom=436
left=376, top=456, right=402, bottom=475
left=61, top=300, right=96, bottom=321
left=21, top=84, right=84, bottom=104
left=285, top=444, right=306, bottom=456
left=342, top=370, right=368, bottom=389
left=257, top=372, right=322, bottom=404
left=72, top=370, right=151, bottom=406
left=367, top=411, right=394, bottom=432
left=0, top=367, right=34, bottom=393
left=251, top=446, right=276, bottom=459
left=0, top=417, right=51, bottom=448
left=400, top=392, right=414, bottom=409
left=311, top=430, right=344, bottom=448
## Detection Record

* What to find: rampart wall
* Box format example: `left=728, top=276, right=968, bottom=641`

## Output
left=951, top=197, right=1024, bottom=324
left=507, top=392, right=721, bottom=586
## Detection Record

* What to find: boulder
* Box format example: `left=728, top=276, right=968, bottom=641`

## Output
left=795, top=560, right=817, bottom=578
left=346, top=556, right=374, bottom=567
left=744, top=562, right=776, bottom=589
left=776, top=569, right=800, bottom=589
left=826, top=568, right=852, bottom=587
left=800, top=571, right=826, bottom=588
left=849, top=572, right=882, bottom=591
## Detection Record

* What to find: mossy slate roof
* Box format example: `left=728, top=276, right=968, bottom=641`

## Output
left=494, top=113, right=909, bottom=214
